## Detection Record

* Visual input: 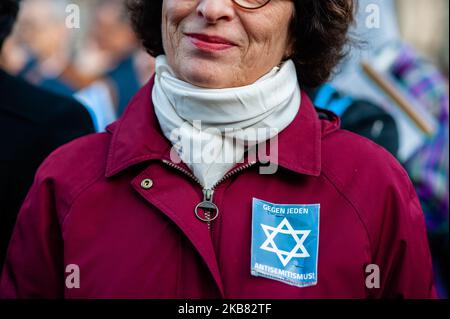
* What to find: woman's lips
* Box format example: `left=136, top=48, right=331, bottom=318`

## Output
left=186, top=33, right=237, bottom=52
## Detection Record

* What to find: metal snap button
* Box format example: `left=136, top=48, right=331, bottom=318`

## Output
left=140, top=178, right=153, bottom=190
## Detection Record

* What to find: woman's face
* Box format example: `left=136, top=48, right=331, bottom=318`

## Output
left=162, top=0, right=295, bottom=88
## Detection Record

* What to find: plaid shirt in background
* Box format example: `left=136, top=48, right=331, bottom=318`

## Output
left=390, top=43, right=449, bottom=297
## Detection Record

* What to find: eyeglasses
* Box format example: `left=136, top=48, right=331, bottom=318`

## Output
left=232, top=0, right=271, bottom=10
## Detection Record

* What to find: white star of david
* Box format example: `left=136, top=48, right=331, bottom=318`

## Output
left=260, top=218, right=311, bottom=267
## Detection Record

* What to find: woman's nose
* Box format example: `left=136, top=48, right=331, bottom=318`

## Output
left=196, top=0, right=235, bottom=24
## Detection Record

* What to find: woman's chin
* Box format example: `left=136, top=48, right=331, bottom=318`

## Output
left=172, top=55, right=243, bottom=88
left=179, top=68, right=236, bottom=89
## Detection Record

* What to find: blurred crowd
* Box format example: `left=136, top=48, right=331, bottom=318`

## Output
left=0, top=0, right=154, bottom=130
left=0, top=0, right=447, bottom=129
left=0, top=0, right=448, bottom=298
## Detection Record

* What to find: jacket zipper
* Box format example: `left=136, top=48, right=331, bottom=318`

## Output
left=162, top=159, right=257, bottom=230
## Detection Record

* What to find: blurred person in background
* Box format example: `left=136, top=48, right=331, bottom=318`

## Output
left=0, top=29, right=28, bottom=75
left=0, top=0, right=94, bottom=268
left=75, top=0, right=154, bottom=132
left=11, top=0, right=76, bottom=96
left=1, top=0, right=155, bottom=131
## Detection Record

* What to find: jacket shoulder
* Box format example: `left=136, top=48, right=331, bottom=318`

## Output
left=321, top=128, right=411, bottom=185
left=33, top=132, right=111, bottom=218
left=38, top=132, right=110, bottom=180
left=320, top=128, right=420, bottom=242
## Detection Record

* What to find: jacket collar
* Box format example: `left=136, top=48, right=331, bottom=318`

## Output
left=106, top=77, right=327, bottom=178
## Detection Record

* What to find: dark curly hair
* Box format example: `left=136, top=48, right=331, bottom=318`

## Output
left=128, top=0, right=354, bottom=88
left=0, top=0, right=20, bottom=51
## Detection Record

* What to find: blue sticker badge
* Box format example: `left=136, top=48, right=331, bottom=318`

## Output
left=251, top=198, right=320, bottom=288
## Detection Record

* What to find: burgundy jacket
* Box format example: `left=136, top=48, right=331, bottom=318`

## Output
left=0, top=79, right=436, bottom=299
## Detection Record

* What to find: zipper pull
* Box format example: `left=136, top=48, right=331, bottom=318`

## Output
left=195, top=189, right=219, bottom=226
